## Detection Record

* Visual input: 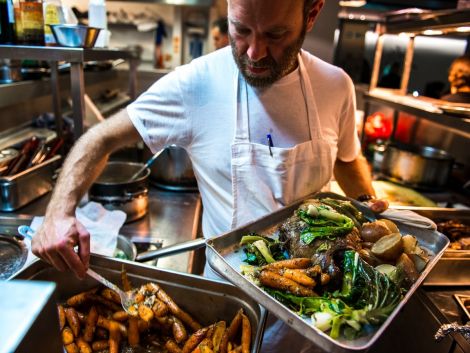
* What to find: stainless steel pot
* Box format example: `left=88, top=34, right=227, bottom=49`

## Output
left=381, top=143, right=454, bottom=189
left=145, top=146, right=197, bottom=191
left=89, top=161, right=150, bottom=222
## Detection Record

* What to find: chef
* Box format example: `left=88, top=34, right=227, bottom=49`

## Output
left=33, top=0, right=385, bottom=350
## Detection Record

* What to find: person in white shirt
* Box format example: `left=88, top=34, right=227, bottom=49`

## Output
left=32, top=1, right=386, bottom=350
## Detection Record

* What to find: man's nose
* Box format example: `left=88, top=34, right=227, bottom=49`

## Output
left=246, top=36, right=268, bottom=62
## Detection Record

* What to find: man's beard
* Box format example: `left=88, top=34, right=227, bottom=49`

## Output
left=230, top=28, right=306, bottom=88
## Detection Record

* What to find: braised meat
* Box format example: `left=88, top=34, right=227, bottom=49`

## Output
left=278, top=201, right=362, bottom=287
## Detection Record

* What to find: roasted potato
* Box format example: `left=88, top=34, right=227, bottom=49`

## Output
left=371, top=233, right=403, bottom=260
left=396, top=253, right=419, bottom=287
left=361, top=221, right=392, bottom=243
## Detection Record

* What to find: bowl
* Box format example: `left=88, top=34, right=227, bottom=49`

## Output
left=49, top=24, right=101, bottom=48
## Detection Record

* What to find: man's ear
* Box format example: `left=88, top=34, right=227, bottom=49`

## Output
left=306, top=0, right=325, bottom=32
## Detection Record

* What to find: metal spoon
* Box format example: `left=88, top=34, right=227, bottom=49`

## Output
left=128, top=145, right=173, bottom=182
left=17, top=225, right=137, bottom=315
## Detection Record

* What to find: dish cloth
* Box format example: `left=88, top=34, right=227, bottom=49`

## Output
left=29, top=201, right=127, bottom=257
left=379, top=208, right=437, bottom=230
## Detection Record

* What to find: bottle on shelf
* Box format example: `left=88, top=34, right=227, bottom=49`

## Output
left=42, top=0, right=63, bottom=45
left=0, top=0, right=16, bottom=44
left=88, top=0, right=108, bottom=47
left=12, top=0, right=23, bottom=43
left=18, top=0, right=44, bottom=45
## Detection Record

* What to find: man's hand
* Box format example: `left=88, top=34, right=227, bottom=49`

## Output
left=32, top=215, right=90, bottom=279
left=368, top=198, right=389, bottom=214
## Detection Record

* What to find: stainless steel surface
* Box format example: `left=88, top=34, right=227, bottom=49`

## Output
left=146, top=145, right=197, bottom=190
left=0, top=59, right=22, bottom=84
left=206, top=193, right=450, bottom=353
left=50, top=24, right=101, bottom=48
left=0, top=155, right=61, bottom=212
left=0, top=235, right=27, bottom=279
left=0, top=280, right=62, bottom=353
left=136, top=237, right=206, bottom=262
left=12, top=255, right=266, bottom=353
left=381, top=143, right=454, bottom=189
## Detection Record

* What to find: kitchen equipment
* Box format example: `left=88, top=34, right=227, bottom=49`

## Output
left=0, top=59, right=22, bottom=84
left=89, top=161, right=150, bottom=222
left=0, top=155, right=61, bottom=211
left=145, top=145, right=197, bottom=191
left=397, top=207, right=470, bottom=286
left=49, top=24, right=101, bottom=48
left=205, top=192, right=449, bottom=353
left=0, top=234, right=28, bottom=280
left=381, top=142, right=454, bottom=190
left=116, top=234, right=137, bottom=261
left=12, top=255, right=267, bottom=353
left=136, top=237, right=205, bottom=262
left=86, top=267, right=136, bottom=314
left=454, top=294, right=470, bottom=322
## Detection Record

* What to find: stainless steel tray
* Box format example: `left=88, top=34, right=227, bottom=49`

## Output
left=12, top=255, right=267, bottom=353
left=0, top=154, right=61, bottom=211
left=396, top=207, right=470, bottom=286
left=206, top=193, right=449, bottom=353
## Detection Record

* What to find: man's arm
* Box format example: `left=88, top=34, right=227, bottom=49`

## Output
left=333, top=154, right=388, bottom=213
left=32, top=109, right=142, bottom=278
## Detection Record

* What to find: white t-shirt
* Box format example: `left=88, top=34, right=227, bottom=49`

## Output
left=127, top=47, right=360, bottom=238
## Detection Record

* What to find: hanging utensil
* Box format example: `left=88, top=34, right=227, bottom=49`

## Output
left=128, top=146, right=172, bottom=182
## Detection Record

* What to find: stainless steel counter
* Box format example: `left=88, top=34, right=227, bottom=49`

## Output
left=0, top=186, right=202, bottom=274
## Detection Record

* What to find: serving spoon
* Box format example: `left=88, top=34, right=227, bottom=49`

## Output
left=17, top=225, right=137, bottom=315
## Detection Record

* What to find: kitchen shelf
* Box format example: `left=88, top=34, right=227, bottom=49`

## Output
left=0, top=45, right=140, bottom=139
left=363, top=90, right=470, bottom=135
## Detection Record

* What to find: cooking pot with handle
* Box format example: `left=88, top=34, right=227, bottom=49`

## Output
left=89, top=161, right=150, bottom=222
left=381, top=142, right=454, bottom=190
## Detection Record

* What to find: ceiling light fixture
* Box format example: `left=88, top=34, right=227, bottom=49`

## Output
left=339, top=0, right=367, bottom=7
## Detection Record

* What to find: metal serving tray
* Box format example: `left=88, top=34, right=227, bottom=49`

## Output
left=206, top=193, right=449, bottom=353
left=0, top=155, right=61, bottom=211
left=397, top=207, right=470, bottom=286
left=12, top=255, right=267, bottom=353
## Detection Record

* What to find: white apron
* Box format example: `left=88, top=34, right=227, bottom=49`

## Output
left=231, top=53, right=333, bottom=229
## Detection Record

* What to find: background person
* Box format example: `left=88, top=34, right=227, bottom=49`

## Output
left=441, top=54, right=470, bottom=103
left=211, top=16, right=229, bottom=50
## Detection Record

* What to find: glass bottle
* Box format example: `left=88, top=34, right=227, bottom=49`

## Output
left=0, top=0, right=16, bottom=44
left=43, top=0, right=63, bottom=45
left=19, top=0, right=44, bottom=45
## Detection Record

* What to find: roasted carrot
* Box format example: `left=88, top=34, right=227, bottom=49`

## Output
left=127, top=317, right=140, bottom=347
left=211, top=321, right=226, bottom=353
left=165, top=339, right=183, bottom=353
left=280, top=268, right=316, bottom=288
left=64, top=343, right=79, bottom=353
left=152, top=298, right=169, bottom=317
left=259, top=270, right=317, bottom=297
left=191, top=338, right=214, bottom=353
left=171, top=316, right=188, bottom=344
left=138, top=303, right=154, bottom=322
left=65, top=307, right=81, bottom=337
left=83, top=306, right=99, bottom=342
left=76, top=337, right=92, bottom=353
left=58, top=305, right=66, bottom=331
left=220, top=309, right=243, bottom=353
left=108, top=321, right=121, bottom=353
left=121, top=267, right=132, bottom=292
left=240, top=314, right=251, bottom=353
left=101, top=288, right=121, bottom=305
left=262, top=258, right=312, bottom=270
left=111, top=310, right=128, bottom=322
left=91, top=340, right=108, bottom=351
left=182, top=327, right=209, bottom=353
left=320, top=273, right=331, bottom=286
left=62, top=327, right=75, bottom=345
left=97, top=316, right=128, bottom=337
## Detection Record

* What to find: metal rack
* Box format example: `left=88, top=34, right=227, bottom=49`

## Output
left=0, top=45, right=139, bottom=139
left=363, top=8, right=470, bottom=142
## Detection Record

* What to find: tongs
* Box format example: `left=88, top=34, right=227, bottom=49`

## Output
left=17, top=225, right=137, bottom=315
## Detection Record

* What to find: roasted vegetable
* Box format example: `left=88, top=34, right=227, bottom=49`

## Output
left=297, top=203, right=354, bottom=244
left=241, top=233, right=287, bottom=266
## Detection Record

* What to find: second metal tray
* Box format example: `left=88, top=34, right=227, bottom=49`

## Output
left=12, top=255, right=267, bottom=353
left=206, top=193, right=449, bottom=353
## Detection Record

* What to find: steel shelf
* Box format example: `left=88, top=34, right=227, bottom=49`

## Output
left=0, top=45, right=139, bottom=139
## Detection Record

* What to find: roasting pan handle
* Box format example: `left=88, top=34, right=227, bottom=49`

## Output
left=136, top=237, right=206, bottom=262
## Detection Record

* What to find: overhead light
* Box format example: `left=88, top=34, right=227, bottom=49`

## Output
left=339, top=1, right=367, bottom=7
left=422, top=29, right=444, bottom=36
left=456, top=26, right=470, bottom=33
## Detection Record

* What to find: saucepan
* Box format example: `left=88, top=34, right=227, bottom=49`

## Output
left=88, top=161, right=150, bottom=222
left=381, top=142, right=455, bottom=190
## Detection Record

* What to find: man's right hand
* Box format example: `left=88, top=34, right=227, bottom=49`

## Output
left=31, top=215, right=90, bottom=279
